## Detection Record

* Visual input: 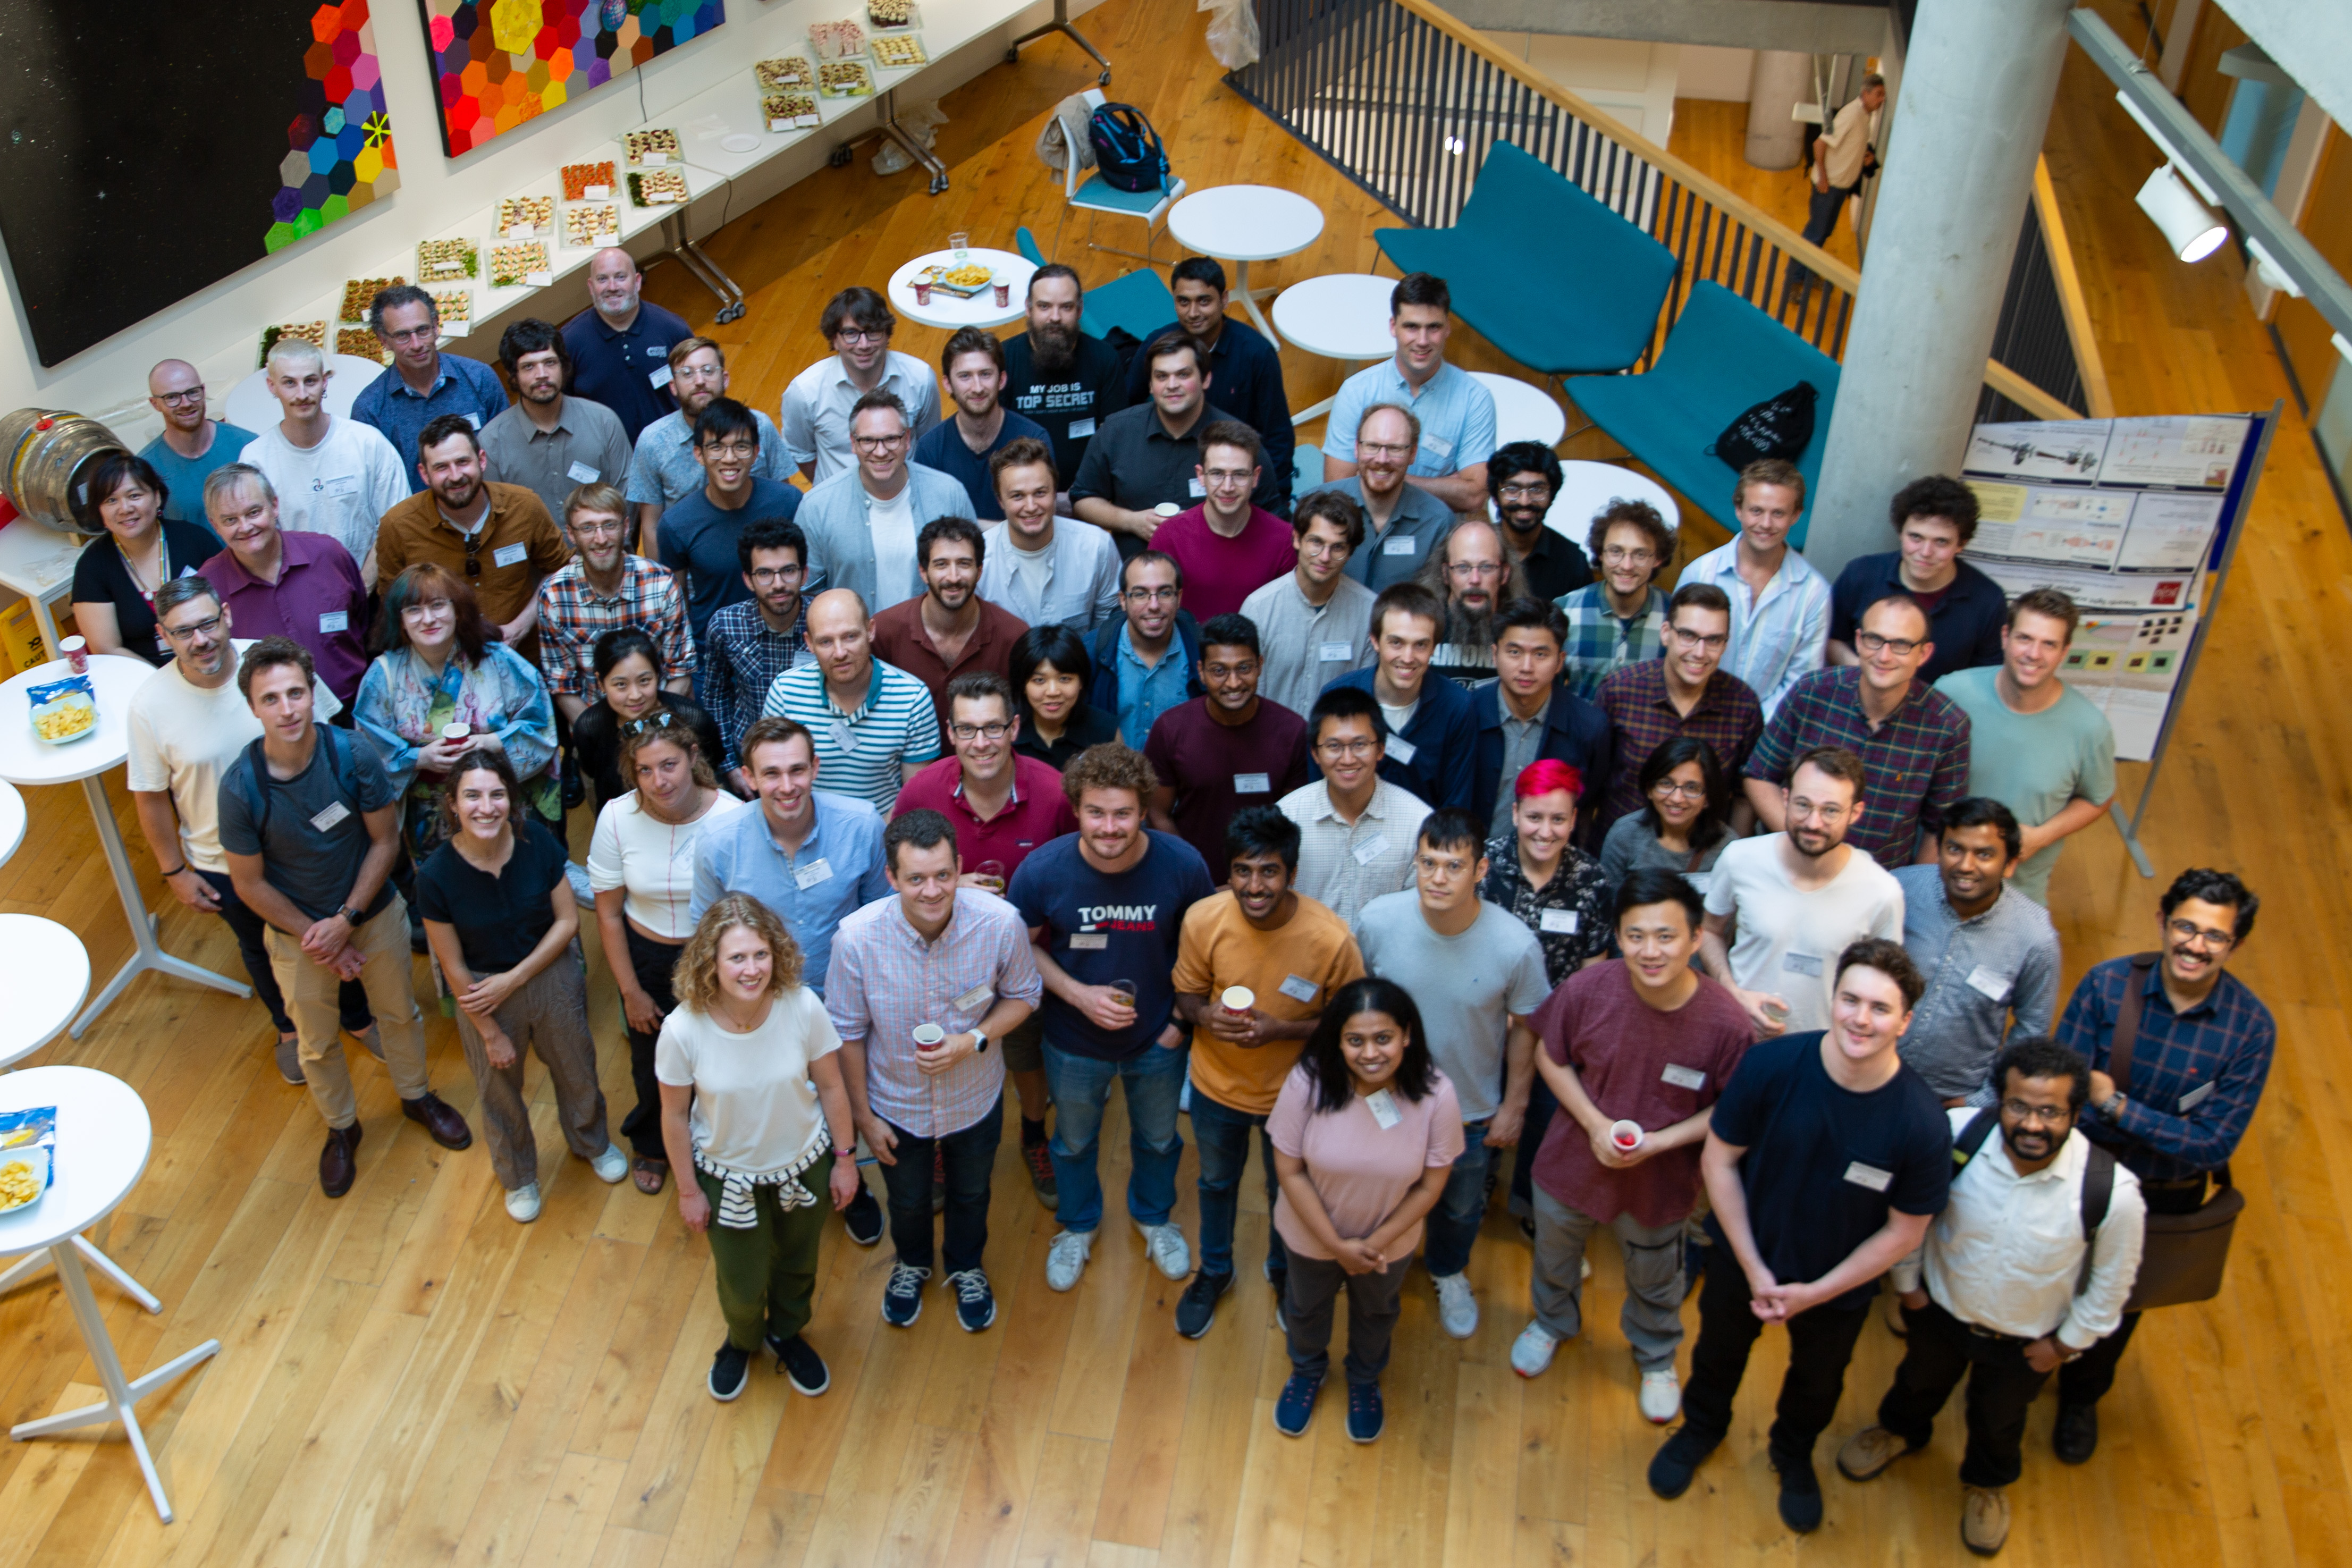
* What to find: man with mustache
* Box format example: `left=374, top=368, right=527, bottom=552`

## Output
left=1418, top=518, right=1526, bottom=688
left=1309, top=403, right=1456, bottom=592
left=1835, top=1036, right=2145, bottom=1556
left=1002, top=265, right=1129, bottom=488
left=869, top=516, right=1031, bottom=747
left=243, top=336, right=407, bottom=586
left=373, top=414, right=570, bottom=660
left=1483, top=442, right=1592, bottom=604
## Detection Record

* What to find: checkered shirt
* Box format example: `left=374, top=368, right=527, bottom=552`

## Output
left=1594, top=660, right=1764, bottom=833
left=535, top=555, right=696, bottom=699
left=1746, top=667, right=1971, bottom=866
left=1555, top=584, right=1668, bottom=700
left=2059, top=956, right=2277, bottom=1183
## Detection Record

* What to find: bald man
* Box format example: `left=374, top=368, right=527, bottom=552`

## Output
left=758, top=587, right=942, bottom=813
left=138, top=360, right=257, bottom=527
left=560, top=247, right=694, bottom=445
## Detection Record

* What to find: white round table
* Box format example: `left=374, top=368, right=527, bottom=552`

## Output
left=0, top=1066, right=219, bottom=1522
left=0, top=915, right=91, bottom=1070
left=0, top=778, right=23, bottom=865
left=887, top=248, right=1038, bottom=331
left=1272, top=274, right=1397, bottom=425
left=0, top=657, right=249, bottom=1036
left=1167, top=186, right=1326, bottom=348
left=222, top=352, right=388, bottom=437
left=1542, top=459, right=1683, bottom=543
left=1471, top=371, right=1567, bottom=449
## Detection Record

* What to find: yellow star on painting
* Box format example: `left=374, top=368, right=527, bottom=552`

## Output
left=364, top=113, right=392, bottom=147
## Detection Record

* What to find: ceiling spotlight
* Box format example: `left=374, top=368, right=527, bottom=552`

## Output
left=2245, top=235, right=2302, bottom=297
left=2136, top=165, right=2228, bottom=263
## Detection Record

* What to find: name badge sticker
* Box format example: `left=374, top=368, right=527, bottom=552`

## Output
left=1385, top=735, right=1417, bottom=766
left=465, top=412, right=483, bottom=429
left=1351, top=833, right=1390, bottom=865
left=1233, top=772, right=1271, bottom=795
left=1382, top=536, right=1416, bottom=556
left=1069, top=931, right=1109, bottom=950
left=829, top=720, right=859, bottom=756
left=308, top=800, right=352, bottom=833
left=1187, top=476, right=1207, bottom=498
left=321, top=475, right=359, bottom=497
left=953, top=982, right=993, bottom=1013
left=2178, top=1081, right=2215, bottom=1112
left=318, top=610, right=350, bottom=634
left=492, top=542, right=529, bottom=569
left=1965, top=965, right=2012, bottom=1002
left=1364, top=1088, right=1403, bottom=1130
left=650, top=364, right=675, bottom=389
left=1843, top=1161, right=1893, bottom=1192
left=792, top=857, right=834, bottom=890
left=1278, top=973, right=1320, bottom=1004
left=1068, top=416, right=1097, bottom=439
left=1422, top=433, right=1454, bottom=461
left=1539, top=909, right=1579, bottom=934
left=1782, top=951, right=1824, bottom=978
left=1661, top=1063, right=1707, bottom=1091
left=1318, top=640, right=1353, bottom=662
left=566, top=460, right=601, bottom=484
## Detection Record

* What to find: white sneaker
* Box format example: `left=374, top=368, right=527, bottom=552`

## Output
left=505, top=1183, right=542, bottom=1223
left=1046, top=1229, right=1095, bottom=1292
left=1511, top=1320, right=1560, bottom=1378
left=1639, top=1365, right=1682, bottom=1424
left=589, top=1144, right=629, bottom=1184
left=1432, top=1272, right=1479, bottom=1339
left=1582, top=1257, right=1592, bottom=1281
left=1135, top=1219, right=1190, bottom=1280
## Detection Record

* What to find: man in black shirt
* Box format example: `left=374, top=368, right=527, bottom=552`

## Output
left=1649, top=937, right=1952, bottom=1535
left=1001, top=264, right=1129, bottom=490
left=1124, top=257, right=1296, bottom=501
left=1826, top=475, right=2006, bottom=684
left=1487, top=442, right=1594, bottom=603
left=1071, top=332, right=1285, bottom=562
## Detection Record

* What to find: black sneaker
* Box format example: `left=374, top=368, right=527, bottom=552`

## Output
left=1174, top=1270, right=1233, bottom=1339
left=2052, top=1402, right=2098, bottom=1465
left=1772, top=1449, right=1824, bottom=1534
left=1268, top=1268, right=1287, bottom=1333
left=1272, top=1372, right=1321, bottom=1437
left=946, top=1268, right=997, bottom=1331
left=1647, top=1427, right=1718, bottom=1500
left=1022, top=1135, right=1059, bottom=1211
left=842, top=1185, right=884, bottom=1246
left=709, top=1343, right=751, bottom=1402
left=1345, top=1380, right=1385, bottom=1443
left=768, top=1333, right=829, bottom=1396
left=882, top=1261, right=930, bottom=1327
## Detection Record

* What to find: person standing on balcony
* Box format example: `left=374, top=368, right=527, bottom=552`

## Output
left=1793, top=74, right=1886, bottom=293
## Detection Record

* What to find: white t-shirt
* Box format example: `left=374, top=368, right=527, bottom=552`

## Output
left=654, top=987, right=841, bottom=1173
left=1703, top=834, right=1905, bottom=1033
left=1377, top=697, right=1418, bottom=735
left=867, top=483, right=919, bottom=612
left=242, top=416, right=409, bottom=569
left=124, top=640, right=345, bottom=873
left=588, top=788, right=749, bottom=939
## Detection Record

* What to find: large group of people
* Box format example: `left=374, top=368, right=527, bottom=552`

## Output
left=94, top=254, right=2271, bottom=1557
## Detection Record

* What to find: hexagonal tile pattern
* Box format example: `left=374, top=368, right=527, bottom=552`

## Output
left=419, top=0, right=726, bottom=156
left=267, top=0, right=398, bottom=254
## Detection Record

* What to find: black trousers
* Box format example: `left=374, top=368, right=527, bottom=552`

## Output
left=618, top=925, right=683, bottom=1160
left=1679, top=1253, right=1871, bottom=1461
left=1877, top=1296, right=2048, bottom=1487
left=2059, top=1173, right=2210, bottom=1408
left=878, top=1094, right=1004, bottom=1275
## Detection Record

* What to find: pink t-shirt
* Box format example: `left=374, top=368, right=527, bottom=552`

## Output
left=1151, top=503, right=1299, bottom=622
left=1268, top=1064, right=1465, bottom=1260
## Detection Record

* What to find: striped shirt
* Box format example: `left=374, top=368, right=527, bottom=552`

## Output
left=823, top=890, right=1044, bottom=1137
left=2059, top=956, right=2276, bottom=1183
left=1323, top=358, right=1497, bottom=476
left=1278, top=777, right=1431, bottom=926
left=535, top=555, right=696, bottom=699
left=1555, top=583, right=1667, bottom=700
left=1747, top=667, right=1972, bottom=867
left=761, top=657, right=941, bottom=813
left=1679, top=539, right=1831, bottom=717
left=1891, top=865, right=2061, bottom=1102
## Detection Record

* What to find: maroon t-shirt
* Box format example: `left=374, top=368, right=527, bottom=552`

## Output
left=890, top=754, right=1077, bottom=883
left=1530, top=961, right=1754, bottom=1227
left=1152, top=504, right=1299, bottom=621
left=1142, top=696, right=1312, bottom=878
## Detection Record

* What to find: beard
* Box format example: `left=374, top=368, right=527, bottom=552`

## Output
left=1031, top=319, right=1079, bottom=375
left=1443, top=597, right=1495, bottom=650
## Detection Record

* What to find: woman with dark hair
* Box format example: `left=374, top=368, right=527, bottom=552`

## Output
left=355, top=562, right=559, bottom=860
left=1008, top=622, right=1117, bottom=770
left=416, top=747, right=626, bottom=1223
left=69, top=449, right=224, bottom=664
left=571, top=627, right=728, bottom=810
left=1268, top=976, right=1464, bottom=1445
left=1599, top=735, right=1733, bottom=895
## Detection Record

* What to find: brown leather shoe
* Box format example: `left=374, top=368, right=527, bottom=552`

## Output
left=1962, top=1486, right=2011, bottom=1555
left=320, top=1123, right=364, bottom=1198
left=402, top=1093, right=474, bottom=1151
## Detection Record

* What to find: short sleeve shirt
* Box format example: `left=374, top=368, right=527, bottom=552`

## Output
left=412, top=819, right=571, bottom=974
left=653, top=990, right=841, bottom=1173
left=563, top=300, right=695, bottom=444
left=912, top=409, right=1053, bottom=521
left=125, top=642, right=343, bottom=873
left=1269, top=1066, right=1465, bottom=1261
left=138, top=425, right=256, bottom=526
left=1142, top=697, right=1313, bottom=876
left=1932, top=667, right=2115, bottom=906
left=1001, top=331, right=1128, bottom=484
left=1149, top=505, right=1300, bottom=621
left=760, top=660, right=942, bottom=814
left=889, top=755, right=1076, bottom=883
left=72, top=519, right=223, bottom=664
left=1173, top=891, right=1364, bottom=1114
left=215, top=728, right=399, bottom=924
left=1350, top=892, right=1550, bottom=1124
left=1008, top=831, right=1214, bottom=1061
left=1702, top=835, right=1906, bottom=1033
left=1322, top=358, right=1497, bottom=476
left=656, top=478, right=802, bottom=644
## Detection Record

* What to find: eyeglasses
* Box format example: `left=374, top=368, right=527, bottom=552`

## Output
left=153, top=387, right=207, bottom=407
left=1446, top=560, right=1503, bottom=579
left=1856, top=630, right=1925, bottom=657
left=1600, top=545, right=1658, bottom=566
left=2001, top=1100, right=2072, bottom=1124
left=1650, top=779, right=1708, bottom=800
left=700, top=441, right=758, bottom=460
left=852, top=433, right=907, bottom=452
left=1123, top=586, right=1180, bottom=603
left=161, top=613, right=224, bottom=640
left=2165, top=917, right=2235, bottom=949
left=949, top=721, right=1011, bottom=741
left=383, top=324, right=440, bottom=346
left=1668, top=626, right=1728, bottom=652
left=834, top=327, right=889, bottom=345
left=673, top=362, right=726, bottom=383
left=1201, top=468, right=1254, bottom=486
left=748, top=564, right=805, bottom=584
left=1202, top=660, right=1259, bottom=679
left=1316, top=737, right=1378, bottom=758
left=1357, top=441, right=1414, bottom=458
left=1497, top=483, right=1549, bottom=501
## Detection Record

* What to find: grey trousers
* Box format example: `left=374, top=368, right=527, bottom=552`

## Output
left=1531, top=1186, right=1688, bottom=1370
left=451, top=947, right=612, bottom=1190
left=1284, top=1252, right=1412, bottom=1385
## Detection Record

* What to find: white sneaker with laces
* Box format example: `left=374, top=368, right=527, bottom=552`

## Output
left=1432, top=1272, right=1479, bottom=1339
left=504, top=1183, right=542, bottom=1223
left=1135, top=1219, right=1191, bottom=1280
left=1639, top=1365, right=1682, bottom=1424
left=590, top=1144, right=630, bottom=1184
left=1511, top=1320, right=1560, bottom=1378
left=1046, top=1229, right=1095, bottom=1292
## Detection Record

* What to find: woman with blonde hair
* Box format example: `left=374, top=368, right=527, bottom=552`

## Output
left=657, top=893, right=862, bottom=1403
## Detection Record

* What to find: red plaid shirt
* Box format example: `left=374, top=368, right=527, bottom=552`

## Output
left=1594, top=661, right=1764, bottom=837
left=1746, top=667, right=1971, bottom=866
left=535, top=555, right=696, bottom=698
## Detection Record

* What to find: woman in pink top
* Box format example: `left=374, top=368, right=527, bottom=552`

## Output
left=1268, top=976, right=1464, bottom=1444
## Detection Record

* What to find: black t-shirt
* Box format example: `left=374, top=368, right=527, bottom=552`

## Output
left=1704, top=1031, right=1952, bottom=1311
left=71, top=518, right=224, bottom=666
left=414, top=818, right=572, bottom=974
left=1002, top=331, right=1129, bottom=486
left=1011, top=702, right=1119, bottom=772
left=573, top=690, right=728, bottom=809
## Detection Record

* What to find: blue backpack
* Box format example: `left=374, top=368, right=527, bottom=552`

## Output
left=1088, top=102, right=1169, bottom=193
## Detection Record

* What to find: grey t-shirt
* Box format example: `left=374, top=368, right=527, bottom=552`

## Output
left=1351, top=891, right=1551, bottom=1123
left=216, top=728, right=398, bottom=925
left=1599, top=812, right=1731, bottom=898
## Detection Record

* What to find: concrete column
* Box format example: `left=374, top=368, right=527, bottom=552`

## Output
left=1746, top=50, right=1811, bottom=168
left=1802, top=0, right=2073, bottom=577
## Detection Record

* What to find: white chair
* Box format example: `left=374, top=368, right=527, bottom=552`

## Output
left=1051, top=89, right=1186, bottom=267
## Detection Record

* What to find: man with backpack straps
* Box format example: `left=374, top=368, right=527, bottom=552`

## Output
left=219, top=636, right=474, bottom=1199
left=1835, top=1035, right=2145, bottom=1556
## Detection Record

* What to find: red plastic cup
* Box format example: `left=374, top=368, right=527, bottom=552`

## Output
left=60, top=636, right=89, bottom=675
left=992, top=281, right=1010, bottom=307
left=1610, top=1119, right=1643, bottom=1152
left=913, top=280, right=933, bottom=306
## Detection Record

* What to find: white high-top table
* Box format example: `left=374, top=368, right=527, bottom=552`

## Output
left=1271, top=274, right=1398, bottom=426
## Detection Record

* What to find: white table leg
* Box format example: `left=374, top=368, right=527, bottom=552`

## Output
left=0, top=1229, right=164, bottom=1312
left=10, top=1240, right=219, bottom=1524
left=1234, top=259, right=1282, bottom=348
left=1289, top=393, right=1338, bottom=425
left=72, top=775, right=249, bottom=1037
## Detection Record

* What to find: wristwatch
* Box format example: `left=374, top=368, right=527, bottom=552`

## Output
left=2096, top=1091, right=2128, bottom=1120
left=336, top=903, right=364, bottom=925
left=972, top=1030, right=990, bottom=1055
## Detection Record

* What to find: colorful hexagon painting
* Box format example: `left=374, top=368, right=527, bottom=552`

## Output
left=421, top=0, right=726, bottom=156
left=265, top=1, right=400, bottom=251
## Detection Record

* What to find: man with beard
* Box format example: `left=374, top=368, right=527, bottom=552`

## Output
left=1089, top=551, right=1203, bottom=747
left=702, top=518, right=814, bottom=789
left=1125, top=257, right=1297, bottom=498
left=1418, top=517, right=1526, bottom=688
left=1072, top=333, right=1285, bottom=558
left=1592, top=582, right=1763, bottom=839
left=1836, top=1037, right=2144, bottom=1556
left=625, top=338, right=795, bottom=553
left=1147, top=421, right=1297, bottom=620
left=1557, top=498, right=1675, bottom=699
left=914, top=327, right=1052, bottom=521
left=374, top=415, right=569, bottom=660
left=535, top=483, right=695, bottom=722
left=795, top=392, right=974, bottom=615
left=1485, top=443, right=1592, bottom=603
left=562, top=247, right=695, bottom=445
left=1318, top=581, right=1476, bottom=811
left=138, top=359, right=256, bottom=528
left=976, top=438, right=1123, bottom=634
left=350, top=284, right=510, bottom=494
left=656, top=399, right=804, bottom=652
left=481, top=318, right=633, bottom=524
left=1309, top=403, right=1456, bottom=592
left=1466, top=596, right=1611, bottom=840
left=871, top=517, right=1032, bottom=746
left=1002, top=265, right=1129, bottom=487
left=781, top=286, right=943, bottom=485
left=1143, top=613, right=1312, bottom=875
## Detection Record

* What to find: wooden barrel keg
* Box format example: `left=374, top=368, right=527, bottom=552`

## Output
left=0, top=409, right=129, bottom=537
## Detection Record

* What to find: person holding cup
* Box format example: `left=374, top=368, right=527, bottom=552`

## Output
left=824, top=809, right=1043, bottom=1331
left=1510, top=869, right=1754, bottom=1426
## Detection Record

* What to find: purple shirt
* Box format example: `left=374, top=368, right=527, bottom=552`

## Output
left=1151, top=504, right=1298, bottom=622
left=199, top=531, right=370, bottom=705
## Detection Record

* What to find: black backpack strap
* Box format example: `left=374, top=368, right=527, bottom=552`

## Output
left=2080, top=1143, right=2116, bottom=1245
left=237, top=736, right=276, bottom=834
left=1951, top=1106, right=2001, bottom=1170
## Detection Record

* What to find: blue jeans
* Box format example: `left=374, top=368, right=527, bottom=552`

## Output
left=1421, top=1122, right=1494, bottom=1279
left=1042, top=1040, right=1188, bottom=1235
left=1190, top=1086, right=1285, bottom=1282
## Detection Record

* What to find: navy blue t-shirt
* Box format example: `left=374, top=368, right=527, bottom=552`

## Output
left=912, top=409, right=1052, bottom=522
left=1008, top=830, right=1214, bottom=1061
left=1704, top=1031, right=1952, bottom=1311
left=561, top=300, right=695, bottom=445
left=656, top=477, right=802, bottom=645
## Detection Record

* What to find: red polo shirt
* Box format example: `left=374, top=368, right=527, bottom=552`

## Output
left=891, top=753, right=1076, bottom=881
left=869, top=595, right=1033, bottom=746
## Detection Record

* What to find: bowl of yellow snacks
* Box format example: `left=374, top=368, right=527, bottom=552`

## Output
left=0, top=1147, right=47, bottom=1213
left=28, top=674, right=96, bottom=745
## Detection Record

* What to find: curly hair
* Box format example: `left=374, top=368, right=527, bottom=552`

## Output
left=620, top=716, right=716, bottom=793
left=434, top=746, right=524, bottom=841
left=1060, top=743, right=1158, bottom=811
left=673, top=893, right=804, bottom=1012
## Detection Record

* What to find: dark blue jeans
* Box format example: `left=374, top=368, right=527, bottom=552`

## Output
left=1041, top=1040, right=1187, bottom=1235
left=1421, top=1122, right=1495, bottom=1279
left=1508, top=1074, right=1559, bottom=1218
left=878, top=1093, right=1005, bottom=1275
left=197, top=869, right=370, bottom=1036
left=1190, top=1086, right=1285, bottom=1282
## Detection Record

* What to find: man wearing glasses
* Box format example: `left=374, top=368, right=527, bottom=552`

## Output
left=1143, top=614, right=1312, bottom=876
left=624, top=337, right=795, bottom=554
left=780, top=286, right=942, bottom=486
left=796, top=392, right=973, bottom=615
left=374, top=415, right=569, bottom=660
left=1088, top=552, right=1203, bottom=748
left=1593, top=581, right=1763, bottom=839
left=1277, top=685, right=1430, bottom=924
left=139, top=360, right=257, bottom=528
left=535, top=483, right=696, bottom=723
left=1238, top=491, right=1376, bottom=718
left=870, top=516, right=1032, bottom=746
left=1418, top=518, right=1528, bottom=688
left=1556, top=498, right=1675, bottom=699
left=2045, top=867, right=2272, bottom=1465
left=1308, top=403, right=1456, bottom=592
left=1745, top=593, right=1972, bottom=868
left=349, top=284, right=511, bottom=493
left=654, top=399, right=803, bottom=653
left=1147, top=423, right=1297, bottom=620
left=702, top=518, right=814, bottom=791
left=1485, top=443, right=1593, bottom=604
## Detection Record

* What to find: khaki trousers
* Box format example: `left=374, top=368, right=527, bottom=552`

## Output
left=451, top=946, right=611, bottom=1190
left=267, top=895, right=431, bottom=1129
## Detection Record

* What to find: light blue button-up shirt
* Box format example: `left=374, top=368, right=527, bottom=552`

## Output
left=1322, top=357, right=1497, bottom=477
left=1114, top=623, right=1192, bottom=748
left=689, top=789, right=892, bottom=998
left=1679, top=537, right=1831, bottom=719
left=347, top=352, right=510, bottom=490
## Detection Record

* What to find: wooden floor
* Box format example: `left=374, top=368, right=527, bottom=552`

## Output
left=6, top=2, right=2351, bottom=1562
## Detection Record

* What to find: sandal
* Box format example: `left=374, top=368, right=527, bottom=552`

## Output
left=633, top=1157, right=668, bottom=1195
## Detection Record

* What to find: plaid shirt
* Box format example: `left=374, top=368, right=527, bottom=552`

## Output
left=1595, top=660, right=1764, bottom=837
left=1556, top=584, right=1668, bottom=700
left=535, top=555, right=695, bottom=699
left=1481, top=834, right=1613, bottom=985
left=699, top=597, right=810, bottom=772
left=1747, top=667, right=1971, bottom=866
left=2059, top=956, right=2276, bottom=1183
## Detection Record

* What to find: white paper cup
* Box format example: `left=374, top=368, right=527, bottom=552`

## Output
left=1153, top=502, right=1182, bottom=517
left=1610, top=1119, right=1644, bottom=1151
left=1220, top=986, right=1254, bottom=1014
left=443, top=722, right=472, bottom=741
left=913, top=1023, right=946, bottom=1049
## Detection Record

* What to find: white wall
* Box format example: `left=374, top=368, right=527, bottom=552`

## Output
left=1481, top=32, right=1682, bottom=144
left=1676, top=45, right=1755, bottom=102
